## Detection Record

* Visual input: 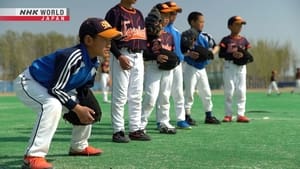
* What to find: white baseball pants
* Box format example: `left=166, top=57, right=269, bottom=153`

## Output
left=110, top=49, right=144, bottom=133
left=183, top=63, right=213, bottom=114
left=141, top=61, right=173, bottom=129
left=267, top=81, right=280, bottom=94
left=223, top=61, right=247, bottom=116
left=100, top=73, right=110, bottom=102
left=14, top=69, right=91, bottom=157
left=170, top=63, right=185, bottom=122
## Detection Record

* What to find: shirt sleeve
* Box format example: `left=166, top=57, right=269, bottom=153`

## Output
left=219, top=37, right=234, bottom=60
left=48, top=50, right=82, bottom=110
left=105, top=8, right=122, bottom=58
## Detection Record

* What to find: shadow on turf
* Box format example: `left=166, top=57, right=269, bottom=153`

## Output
left=0, top=137, right=28, bottom=142
left=246, top=110, right=273, bottom=113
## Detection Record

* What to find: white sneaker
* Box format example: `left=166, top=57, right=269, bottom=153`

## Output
left=159, top=122, right=176, bottom=134
left=104, top=100, right=111, bottom=103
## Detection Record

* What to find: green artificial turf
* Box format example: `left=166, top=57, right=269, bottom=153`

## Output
left=0, top=91, right=299, bottom=169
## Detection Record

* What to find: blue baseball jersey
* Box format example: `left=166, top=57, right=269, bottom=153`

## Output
left=29, top=44, right=99, bottom=110
left=165, top=23, right=184, bottom=62
left=184, top=32, right=216, bottom=69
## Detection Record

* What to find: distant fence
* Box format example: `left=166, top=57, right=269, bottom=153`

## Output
left=0, top=81, right=13, bottom=92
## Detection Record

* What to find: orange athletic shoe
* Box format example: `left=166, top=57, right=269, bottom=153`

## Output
left=222, top=116, right=232, bottom=122
left=237, top=116, right=250, bottom=123
left=22, top=156, right=53, bottom=169
left=69, top=146, right=103, bottom=156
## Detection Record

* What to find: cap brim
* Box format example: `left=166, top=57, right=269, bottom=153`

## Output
left=237, top=21, right=247, bottom=25
left=160, top=8, right=174, bottom=13
left=170, top=7, right=182, bottom=13
left=98, top=28, right=122, bottom=39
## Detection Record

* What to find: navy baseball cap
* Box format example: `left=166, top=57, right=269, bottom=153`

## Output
left=227, top=16, right=246, bottom=26
left=79, top=18, right=122, bottom=40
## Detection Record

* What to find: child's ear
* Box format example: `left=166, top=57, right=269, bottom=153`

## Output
left=83, top=35, right=93, bottom=46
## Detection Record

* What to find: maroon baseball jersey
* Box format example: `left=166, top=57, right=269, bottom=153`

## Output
left=143, top=31, right=174, bottom=61
left=219, top=35, right=250, bottom=60
left=105, top=4, right=147, bottom=50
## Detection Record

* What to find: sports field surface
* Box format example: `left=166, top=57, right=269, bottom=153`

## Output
left=0, top=91, right=299, bottom=169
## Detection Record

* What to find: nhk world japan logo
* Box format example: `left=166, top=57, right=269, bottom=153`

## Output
left=0, top=8, right=69, bottom=21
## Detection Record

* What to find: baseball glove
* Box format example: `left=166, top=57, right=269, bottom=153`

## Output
left=181, top=29, right=213, bottom=62
left=193, top=45, right=214, bottom=62
left=158, top=48, right=179, bottom=70
left=233, top=47, right=254, bottom=65
left=145, top=8, right=162, bottom=38
left=63, top=88, right=102, bottom=125
left=181, top=28, right=198, bottom=53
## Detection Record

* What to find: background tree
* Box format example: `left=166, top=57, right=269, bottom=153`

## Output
left=0, top=31, right=76, bottom=80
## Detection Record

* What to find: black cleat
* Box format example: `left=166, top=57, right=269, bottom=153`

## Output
left=205, top=116, right=221, bottom=124
left=129, top=130, right=151, bottom=141
left=112, top=131, right=130, bottom=143
left=186, top=115, right=197, bottom=126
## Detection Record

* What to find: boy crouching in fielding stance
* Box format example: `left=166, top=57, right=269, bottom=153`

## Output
left=14, top=18, right=121, bottom=169
left=219, top=16, right=254, bottom=123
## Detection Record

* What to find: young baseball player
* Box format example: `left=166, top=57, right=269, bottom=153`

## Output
left=267, top=70, right=281, bottom=95
left=291, top=68, right=300, bottom=94
left=182, top=12, right=221, bottom=125
left=164, top=1, right=191, bottom=129
left=105, top=0, right=151, bottom=143
left=100, top=59, right=112, bottom=103
left=219, top=16, right=252, bottom=123
left=141, top=3, right=177, bottom=134
left=14, top=18, right=121, bottom=169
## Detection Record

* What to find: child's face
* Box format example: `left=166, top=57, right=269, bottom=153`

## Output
left=169, top=12, right=177, bottom=24
left=161, top=13, right=170, bottom=27
left=191, top=15, right=205, bottom=31
left=85, top=35, right=112, bottom=58
left=229, top=22, right=243, bottom=35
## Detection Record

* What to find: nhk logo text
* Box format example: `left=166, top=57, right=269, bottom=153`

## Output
left=0, top=8, right=70, bottom=21
left=19, top=9, right=66, bottom=16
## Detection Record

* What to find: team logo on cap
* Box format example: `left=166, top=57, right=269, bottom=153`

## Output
left=100, top=20, right=111, bottom=30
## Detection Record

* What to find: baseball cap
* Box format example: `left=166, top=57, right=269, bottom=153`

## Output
left=155, top=3, right=174, bottom=13
left=79, top=18, right=122, bottom=40
left=227, top=16, right=246, bottom=26
left=165, top=1, right=182, bottom=13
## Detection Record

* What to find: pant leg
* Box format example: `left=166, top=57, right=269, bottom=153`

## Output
left=183, top=64, right=198, bottom=115
left=100, top=73, right=109, bottom=102
left=223, top=62, right=235, bottom=116
left=171, top=63, right=185, bottom=121
left=267, top=83, right=273, bottom=94
left=272, top=81, right=280, bottom=93
left=196, top=68, right=213, bottom=113
left=235, top=65, right=247, bottom=116
left=110, top=54, right=130, bottom=133
left=294, top=80, right=300, bottom=93
left=14, top=69, right=62, bottom=157
left=127, top=52, right=144, bottom=132
left=71, top=125, right=92, bottom=151
left=141, top=61, right=161, bottom=130
left=156, top=70, right=173, bottom=125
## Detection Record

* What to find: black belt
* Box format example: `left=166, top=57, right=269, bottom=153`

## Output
left=121, top=48, right=142, bottom=53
